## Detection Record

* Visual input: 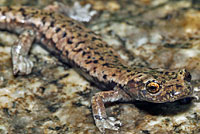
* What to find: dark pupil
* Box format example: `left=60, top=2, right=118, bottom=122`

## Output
left=146, top=82, right=160, bottom=94
left=148, top=86, right=157, bottom=91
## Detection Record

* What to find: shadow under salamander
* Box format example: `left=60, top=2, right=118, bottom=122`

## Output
left=133, top=97, right=194, bottom=116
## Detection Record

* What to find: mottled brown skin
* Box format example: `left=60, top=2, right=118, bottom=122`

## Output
left=0, top=6, right=193, bottom=132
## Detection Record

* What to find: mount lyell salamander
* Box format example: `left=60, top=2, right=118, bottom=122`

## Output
left=0, top=6, right=194, bottom=133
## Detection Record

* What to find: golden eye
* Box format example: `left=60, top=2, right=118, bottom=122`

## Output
left=146, top=81, right=160, bottom=94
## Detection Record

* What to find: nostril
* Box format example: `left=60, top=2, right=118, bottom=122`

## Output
left=169, top=90, right=175, bottom=97
left=184, top=71, right=191, bottom=82
left=170, top=90, right=181, bottom=97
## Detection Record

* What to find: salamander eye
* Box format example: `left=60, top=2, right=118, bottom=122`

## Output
left=146, top=81, right=160, bottom=94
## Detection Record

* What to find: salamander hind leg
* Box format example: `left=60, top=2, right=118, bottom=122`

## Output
left=91, top=89, right=131, bottom=133
left=11, top=30, right=35, bottom=75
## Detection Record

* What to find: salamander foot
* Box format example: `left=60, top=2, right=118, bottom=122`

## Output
left=95, top=116, right=121, bottom=133
left=11, top=45, right=33, bottom=75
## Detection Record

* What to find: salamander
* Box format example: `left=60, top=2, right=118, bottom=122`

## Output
left=0, top=6, right=194, bottom=133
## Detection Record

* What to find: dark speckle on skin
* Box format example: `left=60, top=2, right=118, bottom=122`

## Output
left=102, top=63, right=109, bottom=67
left=99, top=57, right=104, bottom=61
left=56, top=28, right=61, bottom=33
left=94, top=51, right=100, bottom=55
left=75, top=41, right=85, bottom=48
left=93, top=60, right=98, bottom=64
left=103, top=75, right=107, bottom=79
left=67, top=38, right=73, bottom=44
left=84, top=34, right=88, bottom=38
left=82, top=51, right=86, bottom=56
left=62, top=32, right=66, bottom=37
left=61, top=24, right=66, bottom=27
left=65, top=50, right=69, bottom=56
left=92, top=36, right=101, bottom=41
left=86, top=61, right=92, bottom=64
left=50, top=21, right=55, bottom=27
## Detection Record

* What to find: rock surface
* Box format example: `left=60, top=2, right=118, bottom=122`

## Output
left=0, top=0, right=199, bottom=134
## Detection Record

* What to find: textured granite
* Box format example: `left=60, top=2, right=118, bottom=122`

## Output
left=0, top=0, right=200, bottom=134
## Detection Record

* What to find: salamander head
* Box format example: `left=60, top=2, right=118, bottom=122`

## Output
left=127, top=69, right=193, bottom=103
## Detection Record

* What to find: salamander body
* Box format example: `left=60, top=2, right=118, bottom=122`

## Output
left=0, top=6, right=193, bottom=132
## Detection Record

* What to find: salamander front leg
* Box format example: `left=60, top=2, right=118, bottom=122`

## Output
left=91, top=89, right=131, bottom=133
left=11, top=30, right=35, bottom=75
